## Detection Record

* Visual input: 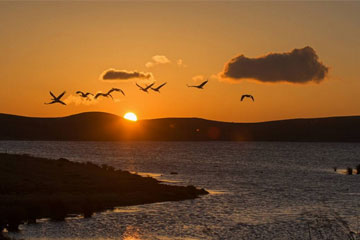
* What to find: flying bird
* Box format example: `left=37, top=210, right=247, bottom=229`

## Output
left=76, top=91, right=94, bottom=98
left=241, top=94, right=254, bottom=102
left=136, top=82, right=155, bottom=93
left=107, top=88, right=125, bottom=96
left=45, top=91, right=66, bottom=105
left=187, top=79, right=208, bottom=89
left=151, top=82, right=167, bottom=92
left=95, top=92, right=113, bottom=99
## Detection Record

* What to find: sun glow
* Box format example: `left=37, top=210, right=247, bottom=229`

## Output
left=124, top=112, right=138, bottom=121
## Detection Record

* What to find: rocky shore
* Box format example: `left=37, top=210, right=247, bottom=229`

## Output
left=0, top=153, right=208, bottom=236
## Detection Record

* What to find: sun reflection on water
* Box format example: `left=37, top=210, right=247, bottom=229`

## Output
left=122, top=226, right=142, bottom=240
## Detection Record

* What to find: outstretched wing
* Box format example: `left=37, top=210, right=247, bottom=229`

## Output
left=44, top=101, right=56, bottom=105
left=145, top=83, right=155, bottom=90
left=157, top=82, right=167, bottom=89
left=95, top=93, right=102, bottom=99
left=136, top=83, right=144, bottom=90
left=108, top=88, right=121, bottom=94
left=57, top=91, right=66, bottom=100
left=76, top=91, right=84, bottom=95
left=241, top=95, right=245, bottom=101
left=250, top=95, right=254, bottom=101
left=86, top=92, right=94, bottom=96
left=108, top=88, right=125, bottom=96
left=49, top=91, right=56, bottom=99
left=199, top=80, right=208, bottom=88
left=58, top=100, right=67, bottom=105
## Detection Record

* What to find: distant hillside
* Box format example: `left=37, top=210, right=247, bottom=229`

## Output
left=1, top=112, right=360, bottom=142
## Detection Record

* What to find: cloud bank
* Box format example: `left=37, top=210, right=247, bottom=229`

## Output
left=101, top=69, right=153, bottom=81
left=221, top=46, right=328, bottom=84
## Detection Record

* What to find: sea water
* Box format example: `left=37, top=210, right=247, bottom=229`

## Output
left=1, top=141, right=360, bottom=239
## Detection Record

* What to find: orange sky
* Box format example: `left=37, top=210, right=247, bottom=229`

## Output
left=0, top=2, right=359, bottom=122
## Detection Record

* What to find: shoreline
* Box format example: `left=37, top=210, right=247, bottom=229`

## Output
left=0, top=153, right=208, bottom=235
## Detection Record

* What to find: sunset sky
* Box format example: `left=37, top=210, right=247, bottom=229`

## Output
left=1, top=1, right=359, bottom=122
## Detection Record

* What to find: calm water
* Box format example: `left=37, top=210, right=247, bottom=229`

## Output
left=1, top=141, right=360, bottom=239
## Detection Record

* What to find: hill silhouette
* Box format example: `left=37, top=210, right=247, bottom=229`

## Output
left=1, top=112, right=360, bottom=142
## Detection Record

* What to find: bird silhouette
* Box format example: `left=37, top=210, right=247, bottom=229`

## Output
left=76, top=91, right=94, bottom=98
left=187, top=79, right=208, bottom=89
left=151, top=82, right=167, bottom=92
left=45, top=91, right=66, bottom=105
left=241, top=94, right=254, bottom=102
left=107, top=88, right=125, bottom=96
left=136, top=82, right=155, bottom=93
left=95, top=92, right=113, bottom=99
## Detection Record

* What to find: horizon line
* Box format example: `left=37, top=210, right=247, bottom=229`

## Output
left=1, top=111, right=360, bottom=124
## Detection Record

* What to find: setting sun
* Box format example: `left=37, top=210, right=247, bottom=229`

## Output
left=123, top=112, right=138, bottom=121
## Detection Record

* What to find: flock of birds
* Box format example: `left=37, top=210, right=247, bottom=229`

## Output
left=45, top=80, right=254, bottom=105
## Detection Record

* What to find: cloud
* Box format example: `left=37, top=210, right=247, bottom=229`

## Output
left=153, top=55, right=170, bottom=64
left=192, top=74, right=218, bottom=83
left=177, top=59, right=183, bottom=66
left=145, top=55, right=171, bottom=68
left=64, top=95, right=98, bottom=106
left=101, top=69, right=153, bottom=81
left=145, top=55, right=187, bottom=68
left=177, top=59, right=187, bottom=68
left=192, top=75, right=205, bottom=82
left=145, top=62, right=155, bottom=68
left=221, top=46, right=328, bottom=84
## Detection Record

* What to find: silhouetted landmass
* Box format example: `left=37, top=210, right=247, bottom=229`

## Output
left=0, top=153, right=208, bottom=234
left=1, top=112, right=360, bottom=141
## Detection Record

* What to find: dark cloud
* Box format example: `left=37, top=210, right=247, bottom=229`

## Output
left=221, top=46, right=328, bottom=84
left=101, top=69, right=153, bottom=80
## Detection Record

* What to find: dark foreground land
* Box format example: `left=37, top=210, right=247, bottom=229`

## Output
left=1, top=112, right=360, bottom=141
left=0, top=153, right=208, bottom=235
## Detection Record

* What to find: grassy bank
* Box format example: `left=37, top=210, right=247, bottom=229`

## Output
left=0, top=153, right=208, bottom=234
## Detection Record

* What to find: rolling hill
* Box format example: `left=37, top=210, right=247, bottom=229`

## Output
left=1, top=112, right=360, bottom=142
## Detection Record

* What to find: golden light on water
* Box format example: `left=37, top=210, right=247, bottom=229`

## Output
left=124, top=112, right=138, bottom=122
